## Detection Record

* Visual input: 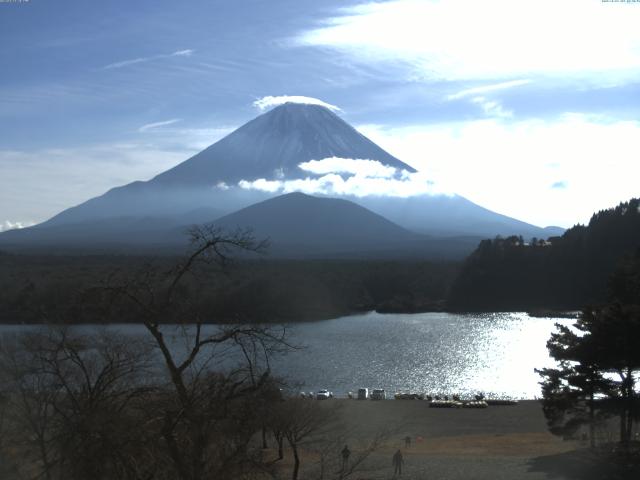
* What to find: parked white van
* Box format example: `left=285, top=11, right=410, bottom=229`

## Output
left=371, top=389, right=386, bottom=400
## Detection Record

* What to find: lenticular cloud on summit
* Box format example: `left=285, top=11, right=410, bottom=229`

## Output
left=253, top=95, right=342, bottom=112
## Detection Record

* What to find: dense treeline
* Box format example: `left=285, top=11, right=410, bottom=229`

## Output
left=0, top=253, right=459, bottom=324
left=448, top=198, right=640, bottom=311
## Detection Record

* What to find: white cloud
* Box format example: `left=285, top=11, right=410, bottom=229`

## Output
left=253, top=95, right=341, bottom=112
left=299, top=157, right=397, bottom=178
left=0, top=220, right=34, bottom=233
left=238, top=172, right=449, bottom=197
left=446, top=80, right=529, bottom=119
left=139, top=118, right=182, bottom=132
left=470, top=96, right=512, bottom=119
left=356, top=114, right=640, bottom=227
left=447, top=80, right=532, bottom=100
left=102, top=57, right=149, bottom=70
left=102, top=49, right=195, bottom=70
left=172, top=49, right=194, bottom=57
left=238, top=158, right=450, bottom=198
left=239, top=178, right=284, bottom=194
left=296, top=0, right=640, bottom=83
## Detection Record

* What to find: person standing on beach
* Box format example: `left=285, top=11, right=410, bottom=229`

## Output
left=392, top=449, right=404, bottom=476
left=404, top=435, right=411, bottom=448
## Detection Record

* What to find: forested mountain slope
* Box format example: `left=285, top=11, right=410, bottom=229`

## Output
left=448, top=198, right=640, bottom=310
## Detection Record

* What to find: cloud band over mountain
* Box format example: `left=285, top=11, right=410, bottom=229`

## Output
left=237, top=157, right=450, bottom=197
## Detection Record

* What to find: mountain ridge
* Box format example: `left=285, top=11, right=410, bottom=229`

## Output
left=211, top=192, right=481, bottom=259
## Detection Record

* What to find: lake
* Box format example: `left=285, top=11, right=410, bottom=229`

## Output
left=0, top=311, right=573, bottom=399
left=273, top=311, right=572, bottom=399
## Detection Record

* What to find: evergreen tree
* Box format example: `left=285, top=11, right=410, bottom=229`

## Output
left=538, top=253, right=640, bottom=447
left=536, top=313, right=614, bottom=446
left=449, top=198, right=640, bottom=311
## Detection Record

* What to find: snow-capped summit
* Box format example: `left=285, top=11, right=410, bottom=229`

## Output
left=151, top=102, right=414, bottom=187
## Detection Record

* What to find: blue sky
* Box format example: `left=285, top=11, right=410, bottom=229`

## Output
left=1, top=0, right=639, bottom=230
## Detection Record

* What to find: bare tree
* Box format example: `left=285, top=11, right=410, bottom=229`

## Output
left=309, top=428, right=393, bottom=480
left=0, top=328, right=154, bottom=480
left=274, top=399, right=341, bottom=480
left=1, top=330, right=67, bottom=480
left=0, top=373, right=19, bottom=480
left=103, top=226, right=293, bottom=480
left=268, top=398, right=394, bottom=480
left=1, top=226, right=294, bottom=480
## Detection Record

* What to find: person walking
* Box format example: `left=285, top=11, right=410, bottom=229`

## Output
left=341, top=445, right=351, bottom=472
left=392, top=449, right=404, bottom=476
left=404, top=435, right=411, bottom=448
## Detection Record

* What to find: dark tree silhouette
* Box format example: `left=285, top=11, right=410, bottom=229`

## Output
left=536, top=312, right=616, bottom=446
left=0, top=329, right=155, bottom=480
left=538, top=250, right=640, bottom=448
left=102, top=226, right=294, bottom=480
left=449, top=198, right=640, bottom=311
left=0, top=227, right=297, bottom=480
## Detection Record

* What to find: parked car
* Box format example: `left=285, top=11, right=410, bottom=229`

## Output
left=394, top=392, right=424, bottom=400
left=462, top=400, right=488, bottom=408
left=357, top=388, right=369, bottom=400
left=429, top=400, right=463, bottom=408
left=371, top=389, right=386, bottom=400
left=316, top=389, right=332, bottom=400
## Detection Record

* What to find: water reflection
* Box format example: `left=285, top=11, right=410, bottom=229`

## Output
left=273, top=312, right=572, bottom=399
left=0, top=312, right=572, bottom=399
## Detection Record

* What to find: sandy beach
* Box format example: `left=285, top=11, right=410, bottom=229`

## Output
left=336, top=399, right=578, bottom=479
left=269, top=399, right=619, bottom=480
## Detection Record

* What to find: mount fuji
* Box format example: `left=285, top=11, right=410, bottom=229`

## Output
left=0, top=102, right=563, bottom=256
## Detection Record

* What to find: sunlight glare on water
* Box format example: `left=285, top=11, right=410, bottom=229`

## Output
left=272, top=311, right=573, bottom=399
left=0, top=312, right=572, bottom=399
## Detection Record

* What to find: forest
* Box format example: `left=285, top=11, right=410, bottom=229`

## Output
left=2, top=198, right=639, bottom=323
left=0, top=248, right=458, bottom=325
left=448, top=198, right=640, bottom=311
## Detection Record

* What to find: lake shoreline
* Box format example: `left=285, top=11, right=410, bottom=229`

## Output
left=1, top=312, right=571, bottom=400
left=0, top=307, right=579, bottom=325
